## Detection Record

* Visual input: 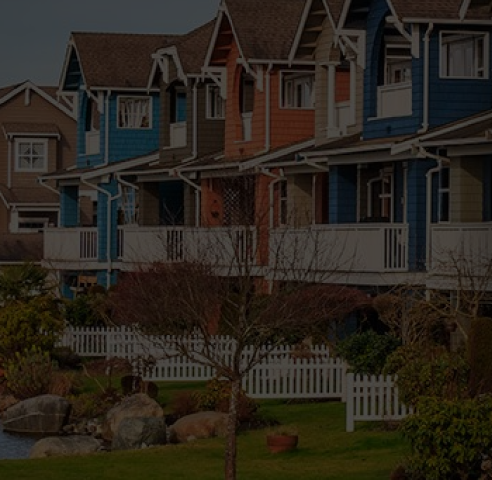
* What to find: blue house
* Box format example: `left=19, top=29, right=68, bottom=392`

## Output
left=41, top=32, right=179, bottom=295
left=247, top=0, right=492, bottom=296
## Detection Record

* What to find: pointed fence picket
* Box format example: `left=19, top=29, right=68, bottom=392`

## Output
left=345, top=373, right=413, bottom=432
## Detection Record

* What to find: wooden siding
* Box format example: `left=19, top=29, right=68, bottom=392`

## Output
left=450, top=157, right=483, bottom=223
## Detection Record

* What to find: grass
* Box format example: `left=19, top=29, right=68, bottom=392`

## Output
left=0, top=381, right=409, bottom=479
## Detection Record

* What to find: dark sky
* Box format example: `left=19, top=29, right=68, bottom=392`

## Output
left=0, top=0, right=219, bottom=88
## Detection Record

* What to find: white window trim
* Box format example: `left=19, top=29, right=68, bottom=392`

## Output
left=439, top=30, right=489, bottom=80
left=14, top=138, right=48, bottom=173
left=279, top=71, right=315, bottom=110
left=117, top=96, right=152, bottom=129
left=206, top=84, right=225, bottom=120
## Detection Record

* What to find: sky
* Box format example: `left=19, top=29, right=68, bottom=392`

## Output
left=0, top=0, right=220, bottom=88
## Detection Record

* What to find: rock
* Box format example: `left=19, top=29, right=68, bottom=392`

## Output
left=111, top=417, right=167, bottom=451
left=169, top=411, right=228, bottom=443
left=2, top=394, right=70, bottom=434
left=29, top=435, right=102, bottom=459
left=0, top=394, right=18, bottom=414
left=101, top=393, right=163, bottom=442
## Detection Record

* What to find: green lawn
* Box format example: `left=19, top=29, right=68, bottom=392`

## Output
left=0, top=382, right=409, bottom=480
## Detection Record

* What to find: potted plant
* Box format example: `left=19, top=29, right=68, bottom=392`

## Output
left=266, top=426, right=299, bottom=453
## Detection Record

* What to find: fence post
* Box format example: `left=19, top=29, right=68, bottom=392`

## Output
left=346, top=372, right=354, bottom=432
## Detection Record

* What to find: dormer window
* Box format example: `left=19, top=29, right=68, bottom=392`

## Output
left=281, top=72, right=315, bottom=109
left=385, top=42, right=412, bottom=84
left=440, top=32, right=488, bottom=79
left=375, top=25, right=412, bottom=119
left=117, top=96, right=151, bottom=129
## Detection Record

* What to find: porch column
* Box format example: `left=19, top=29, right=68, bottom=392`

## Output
left=327, top=62, right=339, bottom=138
left=406, top=159, right=434, bottom=271
left=60, top=185, right=79, bottom=227
left=329, top=165, right=357, bottom=224
left=139, top=182, right=160, bottom=226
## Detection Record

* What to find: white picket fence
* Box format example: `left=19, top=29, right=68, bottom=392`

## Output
left=59, top=327, right=411, bottom=428
left=345, top=373, right=413, bottom=432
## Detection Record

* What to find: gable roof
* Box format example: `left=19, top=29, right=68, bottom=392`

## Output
left=0, top=81, right=76, bottom=119
left=61, top=32, right=180, bottom=90
left=206, top=0, right=307, bottom=65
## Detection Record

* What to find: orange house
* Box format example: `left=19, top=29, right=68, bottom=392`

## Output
left=196, top=0, right=318, bottom=266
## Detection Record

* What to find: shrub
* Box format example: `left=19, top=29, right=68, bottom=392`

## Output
left=193, top=378, right=258, bottom=424
left=468, top=317, right=492, bottom=396
left=68, top=390, right=121, bottom=421
left=64, top=293, right=107, bottom=328
left=4, top=346, right=55, bottom=399
left=384, top=345, right=470, bottom=407
left=401, top=395, right=492, bottom=480
left=335, top=330, right=401, bottom=375
left=0, top=296, right=63, bottom=364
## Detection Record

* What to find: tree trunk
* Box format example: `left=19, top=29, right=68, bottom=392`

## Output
left=224, top=377, right=240, bottom=480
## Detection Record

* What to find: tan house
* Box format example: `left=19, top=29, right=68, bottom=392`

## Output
left=0, top=81, right=77, bottom=264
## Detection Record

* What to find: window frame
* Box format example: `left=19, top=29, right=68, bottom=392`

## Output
left=14, top=138, right=48, bottom=173
left=280, top=71, right=315, bottom=110
left=117, top=96, right=152, bottom=129
left=439, top=30, right=489, bottom=80
left=206, top=84, right=225, bottom=120
left=438, top=162, right=450, bottom=223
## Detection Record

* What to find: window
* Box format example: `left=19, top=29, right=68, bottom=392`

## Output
left=439, top=163, right=450, bottom=222
left=384, top=43, right=412, bottom=84
left=367, top=168, right=393, bottom=221
left=206, top=85, right=225, bottom=119
left=281, top=72, right=315, bottom=109
left=440, top=32, right=488, bottom=78
left=277, top=180, right=288, bottom=226
left=117, top=96, right=151, bottom=128
left=15, top=139, right=47, bottom=172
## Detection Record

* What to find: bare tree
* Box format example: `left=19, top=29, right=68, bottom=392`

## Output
left=106, top=182, right=369, bottom=480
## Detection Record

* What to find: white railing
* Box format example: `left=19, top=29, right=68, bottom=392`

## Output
left=270, top=224, right=408, bottom=274
left=377, top=82, right=412, bottom=118
left=170, top=122, right=187, bottom=148
left=85, top=131, right=100, bottom=155
left=430, top=223, right=492, bottom=276
left=122, top=225, right=257, bottom=267
left=44, top=227, right=98, bottom=261
left=345, top=373, right=413, bottom=432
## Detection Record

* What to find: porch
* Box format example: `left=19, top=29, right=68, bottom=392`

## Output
left=120, top=225, right=258, bottom=268
left=429, top=223, right=492, bottom=281
left=269, top=223, right=409, bottom=278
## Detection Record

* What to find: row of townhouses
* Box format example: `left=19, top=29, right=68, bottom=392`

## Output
left=1, top=0, right=492, bottom=301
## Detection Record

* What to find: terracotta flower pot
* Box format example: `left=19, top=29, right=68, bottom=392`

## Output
left=266, top=434, right=298, bottom=453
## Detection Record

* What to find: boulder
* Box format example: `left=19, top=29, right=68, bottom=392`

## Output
left=29, top=435, right=102, bottom=459
left=111, top=417, right=167, bottom=451
left=101, top=393, right=163, bottom=442
left=169, top=411, right=228, bottom=443
left=2, top=394, right=70, bottom=434
left=0, top=394, right=18, bottom=413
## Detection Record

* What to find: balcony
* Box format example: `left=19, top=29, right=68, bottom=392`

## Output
left=170, top=122, right=187, bottom=148
left=120, top=225, right=258, bottom=268
left=429, top=223, right=492, bottom=279
left=377, top=82, right=412, bottom=118
left=85, top=131, right=100, bottom=155
left=335, top=101, right=351, bottom=135
left=270, top=224, right=409, bottom=277
left=44, top=227, right=98, bottom=263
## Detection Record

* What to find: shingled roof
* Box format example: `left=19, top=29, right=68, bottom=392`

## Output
left=390, top=0, right=491, bottom=21
left=68, top=32, right=180, bottom=89
left=173, top=20, right=216, bottom=75
left=224, top=0, right=307, bottom=60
